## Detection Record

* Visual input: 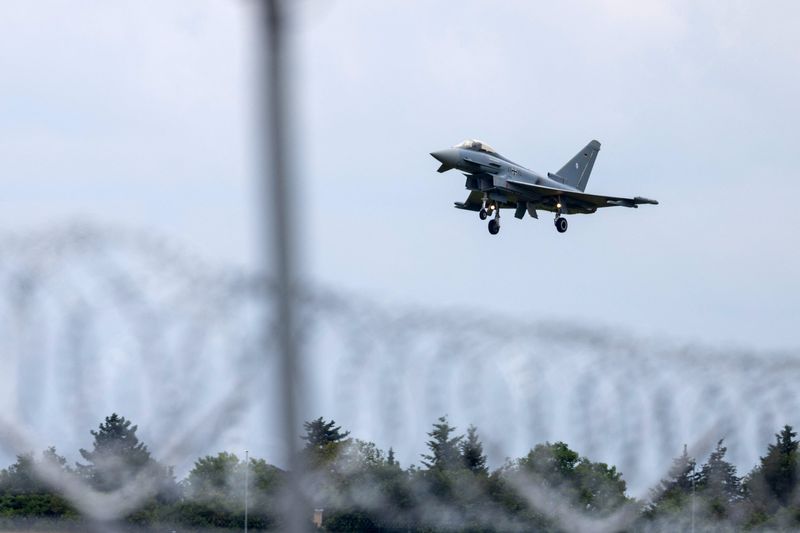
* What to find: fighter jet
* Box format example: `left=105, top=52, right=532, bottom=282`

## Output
left=430, top=139, right=657, bottom=235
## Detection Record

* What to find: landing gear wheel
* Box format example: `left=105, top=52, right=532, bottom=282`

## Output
left=555, top=217, right=568, bottom=233
left=488, top=219, right=500, bottom=235
left=479, top=208, right=488, bottom=220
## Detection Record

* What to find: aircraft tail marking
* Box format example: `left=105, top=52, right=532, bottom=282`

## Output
left=555, top=140, right=601, bottom=191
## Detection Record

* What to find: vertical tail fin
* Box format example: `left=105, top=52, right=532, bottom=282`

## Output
left=555, top=140, right=601, bottom=191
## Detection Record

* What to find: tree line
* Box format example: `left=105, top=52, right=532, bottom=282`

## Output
left=1, top=413, right=800, bottom=531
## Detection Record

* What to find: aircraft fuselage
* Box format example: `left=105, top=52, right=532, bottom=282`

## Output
left=430, top=146, right=588, bottom=216
left=431, top=139, right=657, bottom=235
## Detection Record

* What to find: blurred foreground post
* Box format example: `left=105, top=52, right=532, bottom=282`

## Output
left=244, top=449, right=249, bottom=533
left=257, top=1, right=304, bottom=532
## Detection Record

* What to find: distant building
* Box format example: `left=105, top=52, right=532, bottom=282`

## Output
left=313, top=508, right=324, bottom=528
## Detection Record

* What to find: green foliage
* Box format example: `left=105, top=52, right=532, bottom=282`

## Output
left=460, top=425, right=488, bottom=475
left=250, top=458, right=284, bottom=496
left=0, top=454, right=38, bottom=495
left=0, top=448, right=71, bottom=496
left=185, top=452, right=242, bottom=504
left=302, top=417, right=352, bottom=469
left=512, top=441, right=629, bottom=516
left=695, top=439, right=742, bottom=520
left=183, top=451, right=282, bottom=529
left=302, top=417, right=350, bottom=451
left=323, top=508, right=378, bottom=531
left=10, top=413, right=800, bottom=531
left=78, top=414, right=149, bottom=490
left=0, top=493, right=75, bottom=519
left=746, top=425, right=800, bottom=514
left=421, top=416, right=463, bottom=472
left=646, top=444, right=698, bottom=517
left=0, top=448, right=76, bottom=520
left=519, top=441, right=580, bottom=481
left=573, top=458, right=628, bottom=512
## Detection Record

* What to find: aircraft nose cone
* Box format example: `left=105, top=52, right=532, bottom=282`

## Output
left=430, top=150, right=447, bottom=163
left=430, top=149, right=458, bottom=165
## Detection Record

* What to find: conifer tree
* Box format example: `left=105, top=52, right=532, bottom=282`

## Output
left=697, top=439, right=741, bottom=519
left=76, top=413, right=176, bottom=500
left=301, top=418, right=351, bottom=451
left=460, top=425, right=488, bottom=475
left=421, top=416, right=463, bottom=471
left=648, top=445, right=698, bottom=515
left=301, top=417, right=351, bottom=468
left=77, top=413, right=152, bottom=491
left=747, top=425, right=799, bottom=511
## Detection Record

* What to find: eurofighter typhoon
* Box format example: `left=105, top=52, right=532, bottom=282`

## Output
left=431, top=140, right=658, bottom=235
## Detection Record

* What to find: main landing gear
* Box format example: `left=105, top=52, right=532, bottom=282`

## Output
left=487, top=206, right=500, bottom=235
left=479, top=200, right=495, bottom=221
left=553, top=198, right=568, bottom=233
left=480, top=201, right=501, bottom=235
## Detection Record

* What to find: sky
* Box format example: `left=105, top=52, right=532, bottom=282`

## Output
left=2, top=1, right=799, bottom=353
left=2, top=0, right=800, bottom=480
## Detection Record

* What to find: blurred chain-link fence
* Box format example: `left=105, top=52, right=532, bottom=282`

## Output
left=0, top=221, right=798, bottom=530
left=1, top=1, right=798, bottom=531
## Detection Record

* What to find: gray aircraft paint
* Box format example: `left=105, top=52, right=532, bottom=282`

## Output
left=553, top=140, right=601, bottom=191
left=430, top=139, right=657, bottom=234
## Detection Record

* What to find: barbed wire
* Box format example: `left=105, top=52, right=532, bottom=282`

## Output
left=0, top=222, right=798, bottom=530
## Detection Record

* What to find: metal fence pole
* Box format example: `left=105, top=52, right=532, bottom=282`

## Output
left=244, top=449, right=249, bottom=533
left=257, top=1, right=304, bottom=531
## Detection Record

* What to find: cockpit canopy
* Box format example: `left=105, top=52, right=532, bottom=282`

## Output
left=454, top=139, right=497, bottom=154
